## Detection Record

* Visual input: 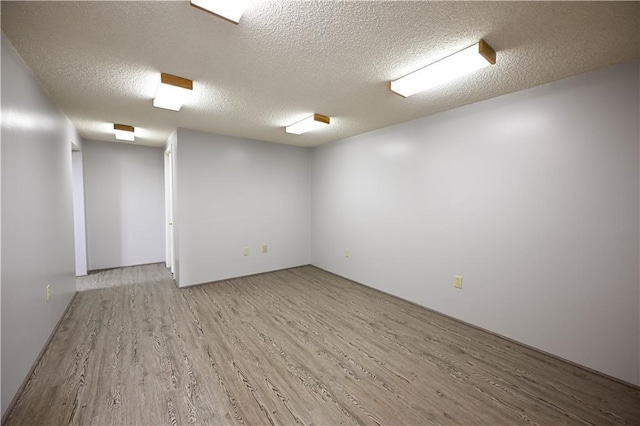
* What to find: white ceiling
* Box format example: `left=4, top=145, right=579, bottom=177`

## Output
left=2, top=1, right=639, bottom=148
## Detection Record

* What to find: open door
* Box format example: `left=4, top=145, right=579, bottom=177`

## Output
left=71, top=142, right=88, bottom=276
left=164, top=146, right=175, bottom=275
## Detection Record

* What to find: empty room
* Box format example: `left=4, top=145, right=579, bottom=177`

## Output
left=1, top=1, right=639, bottom=424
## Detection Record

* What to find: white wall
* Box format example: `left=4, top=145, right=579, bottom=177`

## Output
left=311, top=61, right=640, bottom=385
left=83, top=140, right=165, bottom=271
left=72, top=149, right=88, bottom=276
left=175, top=128, right=310, bottom=287
left=1, top=34, right=78, bottom=415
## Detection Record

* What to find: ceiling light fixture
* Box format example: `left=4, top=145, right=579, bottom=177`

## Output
left=190, top=0, right=248, bottom=24
left=114, top=124, right=135, bottom=141
left=153, top=73, right=193, bottom=111
left=285, top=114, right=331, bottom=135
left=390, top=39, right=496, bottom=98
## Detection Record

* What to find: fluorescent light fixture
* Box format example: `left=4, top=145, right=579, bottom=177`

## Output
left=153, top=73, right=193, bottom=111
left=114, top=124, right=135, bottom=141
left=190, top=0, right=248, bottom=24
left=285, top=114, right=331, bottom=135
left=390, top=39, right=496, bottom=98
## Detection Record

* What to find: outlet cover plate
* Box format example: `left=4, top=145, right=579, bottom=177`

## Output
left=454, top=275, right=463, bottom=289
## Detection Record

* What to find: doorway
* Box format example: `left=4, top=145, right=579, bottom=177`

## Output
left=164, top=146, right=175, bottom=275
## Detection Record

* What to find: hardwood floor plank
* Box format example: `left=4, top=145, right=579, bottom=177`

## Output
left=4, top=264, right=639, bottom=425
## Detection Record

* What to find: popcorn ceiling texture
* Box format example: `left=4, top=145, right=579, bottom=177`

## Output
left=1, top=1, right=639, bottom=148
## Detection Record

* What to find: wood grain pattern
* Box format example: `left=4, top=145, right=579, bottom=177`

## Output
left=77, top=263, right=170, bottom=291
left=479, top=39, right=496, bottom=64
left=160, top=73, right=193, bottom=90
left=313, top=113, right=330, bottom=125
left=113, top=123, right=134, bottom=133
left=5, top=264, right=639, bottom=425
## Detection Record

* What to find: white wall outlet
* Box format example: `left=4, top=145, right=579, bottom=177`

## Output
left=243, top=247, right=250, bottom=256
left=262, top=245, right=268, bottom=254
left=345, top=248, right=350, bottom=258
left=454, top=275, right=463, bottom=289
left=46, top=284, right=51, bottom=301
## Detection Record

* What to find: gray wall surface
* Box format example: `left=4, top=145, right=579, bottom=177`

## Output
left=175, top=128, right=311, bottom=287
left=310, top=61, right=640, bottom=385
left=83, top=140, right=166, bottom=271
left=1, top=34, right=78, bottom=415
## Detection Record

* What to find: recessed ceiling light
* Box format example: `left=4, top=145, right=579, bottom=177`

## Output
left=285, top=114, right=331, bottom=135
left=390, top=39, right=496, bottom=98
left=153, top=73, right=193, bottom=111
left=114, top=124, right=135, bottom=141
left=190, top=0, right=248, bottom=24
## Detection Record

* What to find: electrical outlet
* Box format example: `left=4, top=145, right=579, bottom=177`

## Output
left=243, top=247, right=250, bottom=256
left=262, top=245, right=268, bottom=254
left=454, top=275, right=463, bottom=289
left=46, top=284, right=51, bottom=301
left=345, top=248, right=350, bottom=258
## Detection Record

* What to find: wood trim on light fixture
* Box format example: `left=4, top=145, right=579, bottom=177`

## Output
left=161, top=73, right=193, bottom=90
left=313, top=113, right=330, bottom=125
left=388, top=39, right=497, bottom=98
left=478, top=39, right=496, bottom=65
left=285, top=113, right=332, bottom=135
left=114, top=124, right=134, bottom=132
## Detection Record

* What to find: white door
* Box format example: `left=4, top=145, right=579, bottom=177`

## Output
left=164, top=148, right=175, bottom=275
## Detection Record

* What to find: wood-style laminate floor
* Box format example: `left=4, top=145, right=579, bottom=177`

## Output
left=76, top=263, right=171, bottom=291
left=5, top=265, right=640, bottom=425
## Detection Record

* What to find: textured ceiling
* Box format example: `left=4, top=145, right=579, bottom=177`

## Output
left=2, top=1, right=639, bottom=148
